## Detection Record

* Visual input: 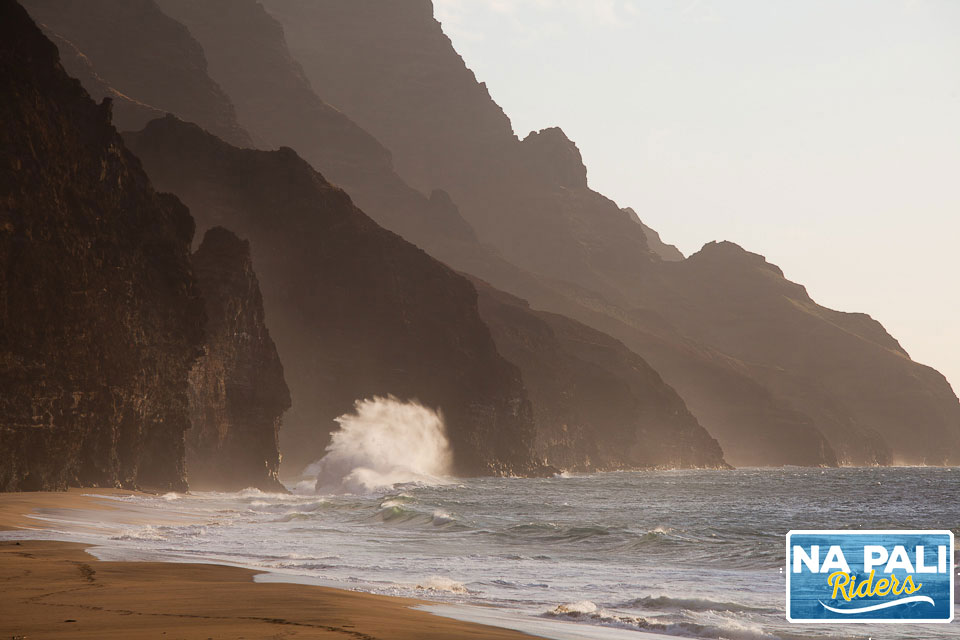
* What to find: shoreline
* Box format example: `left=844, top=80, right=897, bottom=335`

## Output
left=0, top=490, right=539, bottom=640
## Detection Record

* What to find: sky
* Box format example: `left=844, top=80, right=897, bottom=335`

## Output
left=433, top=0, right=960, bottom=393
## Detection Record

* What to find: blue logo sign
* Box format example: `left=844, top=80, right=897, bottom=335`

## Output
left=786, top=530, right=954, bottom=623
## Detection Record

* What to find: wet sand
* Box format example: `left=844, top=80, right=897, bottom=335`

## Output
left=0, top=491, right=536, bottom=640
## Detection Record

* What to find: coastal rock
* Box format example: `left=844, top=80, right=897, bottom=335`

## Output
left=0, top=1, right=204, bottom=491
left=187, top=227, right=290, bottom=492
left=41, top=30, right=166, bottom=132
left=641, top=241, right=956, bottom=464
left=152, top=0, right=480, bottom=253
left=125, top=116, right=543, bottom=477
left=22, top=0, right=251, bottom=147
left=265, top=0, right=960, bottom=467
left=474, top=282, right=726, bottom=470
left=261, top=0, right=656, bottom=298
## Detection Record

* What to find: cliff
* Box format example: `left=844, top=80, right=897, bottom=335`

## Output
left=262, top=0, right=656, bottom=302
left=623, top=208, right=684, bottom=262
left=187, top=227, right=290, bottom=492
left=41, top=30, right=166, bottom=132
left=474, top=282, right=726, bottom=470
left=150, top=0, right=557, bottom=314
left=22, top=0, right=251, bottom=147
left=639, top=241, right=960, bottom=464
left=125, top=116, right=541, bottom=477
left=264, top=0, right=960, bottom=467
left=0, top=0, right=204, bottom=491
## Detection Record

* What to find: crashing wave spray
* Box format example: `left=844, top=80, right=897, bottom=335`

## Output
left=308, top=396, right=454, bottom=494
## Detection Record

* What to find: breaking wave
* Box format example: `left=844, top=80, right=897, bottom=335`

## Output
left=307, top=396, right=453, bottom=494
left=546, top=601, right=782, bottom=640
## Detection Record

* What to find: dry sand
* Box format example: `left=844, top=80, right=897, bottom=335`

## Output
left=0, top=491, right=536, bottom=640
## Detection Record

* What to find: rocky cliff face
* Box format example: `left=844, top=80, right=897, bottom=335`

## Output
left=0, top=1, right=204, bottom=491
left=150, top=0, right=550, bottom=310
left=22, top=0, right=251, bottom=147
left=187, top=227, right=290, bottom=491
left=125, top=116, right=542, bottom=477
left=262, top=0, right=655, bottom=303
left=41, top=30, right=166, bottom=132
left=474, top=282, right=726, bottom=470
left=623, top=208, right=684, bottom=262
left=265, top=0, right=960, bottom=467
left=640, top=242, right=959, bottom=465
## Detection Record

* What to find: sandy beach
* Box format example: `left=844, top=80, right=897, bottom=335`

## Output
left=0, top=490, right=535, bottom=640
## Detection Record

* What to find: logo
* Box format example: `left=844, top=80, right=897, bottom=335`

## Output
left=786, top=530, right=954, bottom=623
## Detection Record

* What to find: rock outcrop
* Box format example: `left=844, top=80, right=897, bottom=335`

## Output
left=262, top=0, right=656, bottom=301
left=42, top=30, right=166, bottom=132
left=265, top=0, right=960, bottom=467
left=22, top=0, right=251, bottom=147
left=151, top=0, right=548, bottom=309
left=639, top=241, right=958, bottom=464
left=187, top=227, right=290, bottom=492
left=0, top=0, right=204, bottom=491
left=623, top=208, right=684, bottom=262
left=125, top=116, right=542, bottom=477
left=474, top=281, right=726, bottom=470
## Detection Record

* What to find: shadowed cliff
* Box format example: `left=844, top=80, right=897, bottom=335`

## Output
left=187, top=227, right=290, bottom=492
left=0, top=0, right=204, bottom=491
left=151, top=0, right=566, bottom=317
left=125, top=116, right=542, bottom=477
left=22, top=0, right=251, bottom=147
left=473, top=281, right=726, bottom=470
left=24, top=0, right=726, bottom=476
left=262, top=0, right=960, bottom=466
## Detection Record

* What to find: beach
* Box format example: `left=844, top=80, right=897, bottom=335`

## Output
left=2, top=470, right=957, bottom=640
left=0, top=490, right=534, bottom=640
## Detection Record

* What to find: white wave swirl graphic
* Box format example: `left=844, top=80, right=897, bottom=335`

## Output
left=819, top=595, right=935, bottom=614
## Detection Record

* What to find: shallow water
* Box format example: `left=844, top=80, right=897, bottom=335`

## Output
left=5, top=467, right=959, bottom=640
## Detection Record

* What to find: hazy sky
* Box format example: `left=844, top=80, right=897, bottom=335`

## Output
left=434, top=0, right=960, bottom=393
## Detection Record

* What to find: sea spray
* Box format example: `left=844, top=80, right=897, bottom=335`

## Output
left=308, top=396, right=453, bottom=494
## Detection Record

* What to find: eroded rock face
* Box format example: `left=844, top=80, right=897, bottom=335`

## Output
left=0, top=1, right=203, bottom=491
left=151, top=0, right=488, bottom=268
left=264, top=0, right=960, bottom=467
left=125, top=116, right=543, bottom=477
left=22, top=0, right=251, bottom=146
left=623, top=208, right=684, bottom=262
left=474, top=282, right=726, bottom=471
left=187, top=227, right=290, bottom=492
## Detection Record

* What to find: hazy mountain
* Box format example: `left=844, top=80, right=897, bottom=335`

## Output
left=24, top=0, right=723, bottom=474
left=624, top=208, right=684, bottom=262
left=187, top=227, right=290, bottom=492
left=125, top=116, right=544, bottom=476
left=263, top=0, right=960, bottom=466
left=151, top=0, right=575, bottom=317
left=474, top=281, right=726, bottom=470
left=22, top=0, right=252, bottom=147
left=0, top=0, right=204, bottom=491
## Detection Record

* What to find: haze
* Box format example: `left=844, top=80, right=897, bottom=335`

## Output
left=435, top=0, right=960, bottom=393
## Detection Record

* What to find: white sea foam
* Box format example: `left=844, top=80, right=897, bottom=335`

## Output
left=4, top=467, right=949, bottom=640
left=307, top=396, right=453, bottom=494
left=547, top=603, right=780, bottom=640
left=416, top=576, right=469, bottom=594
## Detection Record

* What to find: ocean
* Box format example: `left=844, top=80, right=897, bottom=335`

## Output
left=5, top=467, right=959, bottom=640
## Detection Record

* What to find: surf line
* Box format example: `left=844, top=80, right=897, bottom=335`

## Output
left=819, top=595, right=935, bottom=614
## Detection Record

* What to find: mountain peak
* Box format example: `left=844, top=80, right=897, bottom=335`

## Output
left=521, top=127, right=588, bottom=189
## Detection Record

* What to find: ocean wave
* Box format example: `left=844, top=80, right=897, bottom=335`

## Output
left=500, top=522, right=618, bottom=543
left=624, top=594, right=778, bottom=614
left=109, top=525, right=166, bottom=541
left=545, top=602, right=782, bottom=640
left=415, top=576, right=470, bottom=594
